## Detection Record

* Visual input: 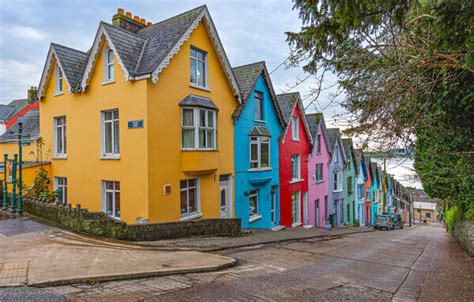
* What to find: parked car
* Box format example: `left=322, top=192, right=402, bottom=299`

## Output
left=374, top=214, right=394, bottom=231
left=384, top=213, right=404, bottom=229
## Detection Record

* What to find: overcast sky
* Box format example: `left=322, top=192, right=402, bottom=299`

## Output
left=0, top=0, right=345, bottom=127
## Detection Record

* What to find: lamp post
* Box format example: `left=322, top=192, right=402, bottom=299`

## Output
left=10, top=154, right=17, bottom=215
left=17, top=122, right=23, bottom=216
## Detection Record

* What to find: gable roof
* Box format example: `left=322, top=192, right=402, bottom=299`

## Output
left=326, top=128, right=347, bottom=162
left=0, top=110, right=40, bottom=142
left=38, top=5, right=241, bottom=102
left=232, top=61, right=285, bottom=126
left=276, top=92, right=312, bottom=144
left=354, top=149, right=368, bottom=178
left=342, top=138, right=355, bottom=166
left=306, top=112, right=330, bottom=152
left=0, top=105, right=16, bottom=121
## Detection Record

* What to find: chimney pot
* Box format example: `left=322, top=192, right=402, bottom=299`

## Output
left=133, top=16, right=139, bottom=21
left=140, top=18, right=146, bottom=24
left=147, top=21, right=152, bottom=26
left=117, top=8, right=124, bottom=15
left=125, top=11, right=132, bottom=18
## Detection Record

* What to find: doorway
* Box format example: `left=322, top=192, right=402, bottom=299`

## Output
left=219, top=175, right=232, bottom=218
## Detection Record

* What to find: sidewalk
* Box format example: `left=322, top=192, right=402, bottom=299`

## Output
left=0, top=216, right=236, bottom=287
left=139, top=225, right=375, bottom=252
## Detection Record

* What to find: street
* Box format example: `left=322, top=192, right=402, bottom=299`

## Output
left=1, top=223, right=472, bottom=301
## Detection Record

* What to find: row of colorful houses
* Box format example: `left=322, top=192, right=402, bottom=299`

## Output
left=0, top=6, right=412, bottom=230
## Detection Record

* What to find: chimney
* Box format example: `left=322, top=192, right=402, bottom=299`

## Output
left=112, top=8, right=146, bottom=33
left=27, top=86, right=38, bottom=104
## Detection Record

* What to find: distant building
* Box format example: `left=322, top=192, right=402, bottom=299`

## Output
left=414, top=201, right=437, bottom=223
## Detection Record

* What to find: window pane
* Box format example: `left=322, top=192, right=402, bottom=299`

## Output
left=199, top=129, right=206, bottom=148
left=197, top=50, right=205, bottom=61
left=106, top=192, right=113, bottom=215
left=56, top=127, right=62, bottom=153
left=251, top=143, right=258, bottom=161
left=182, top=129, right=195, bottom=148
left=261, top=142, right=269, bottom=167
left=206, top=129, right=214, bottom=149
left=108, top=49, right=114, bottom=63
left=105, top=111, right=113, bottom=121
left=199, top=110, right=206, bottom=127
left=180, top=190, right=187, bottom=214
left=114, top=191, right=120, bottom=218
left=63, top=124, right=67, bottom=154
left=114, top=120, right=120, bottom=154
left=207, top=111, right=214, bottom=127
left=190, top=58, right=197, bottom=83
left=108, top=65, right=114, bottom=80
left=188, top=188, right=197, bottom=213
left=254, top=98, right=262, bottom=120
left=197, top=61, right=205, bottom=86
left=188, top=179, right=196, bottom=187
left=249, top=193, right=258, bottom=216
left=191, top=48, right=196, bottom=58
left=183, top=109, right=194, bottom=126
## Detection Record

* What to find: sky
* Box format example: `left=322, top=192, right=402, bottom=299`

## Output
left=0, top=0, right=345, bottom=127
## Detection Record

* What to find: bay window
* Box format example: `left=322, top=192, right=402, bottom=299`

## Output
left=182, top=108, right=216, bottom=150
left=250, top=136, right=269, bottom=169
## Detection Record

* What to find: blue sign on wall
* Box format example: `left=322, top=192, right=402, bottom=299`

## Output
left=128, top=120, right=144, bottom=129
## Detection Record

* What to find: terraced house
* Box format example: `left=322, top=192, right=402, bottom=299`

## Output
left=342, top=138, right=356, bottom=225
left=35, top=6, right=241, bottom=224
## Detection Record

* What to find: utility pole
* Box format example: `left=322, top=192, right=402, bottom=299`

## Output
left=17, top=122, right=23, bottom=216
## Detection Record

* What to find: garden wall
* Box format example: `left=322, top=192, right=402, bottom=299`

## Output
left=23, top=197, right=241, bottom=241
left=453, top=220, right=474, bottom=257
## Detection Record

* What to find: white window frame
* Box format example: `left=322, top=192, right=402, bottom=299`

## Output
left=271, top=187, right=277, bottom=225
left=249, top=136, right=270, bottom=169
left=181, top=107, right=216, bottom=150
left=292, top=191, right=301, bottom=226
left=249, top=190, right=260, bottom=222
left=54, top=177, right=67, bottom=205
left=291, top=154, right=301, bottom=181
left=103, top=47, right=114, bottom=83
left=102, top=180, right=120, bottom=219
left=292, top=116, right=299, bottom=140
left=334, top=171, right=343, bottom=192
left=53, top=116, right=66, bottom=158
left=190, top=47, right=208, bottom=88
left=55, top=65, right=63, bottom=94
left=254, top=91, right=264, bottom=121
left=101, top=109, right=120, bottom=158
left=180, top=178, right=201, bottom=220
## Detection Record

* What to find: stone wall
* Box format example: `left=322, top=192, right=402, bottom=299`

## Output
left=453, top=220, right=474, bottom=257
left=23, top=197, right=241, bottom=241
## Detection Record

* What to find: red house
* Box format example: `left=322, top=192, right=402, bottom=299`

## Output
left=276, top=93, right=312, bottom=227
left=364, top=157, right=372, bottom=225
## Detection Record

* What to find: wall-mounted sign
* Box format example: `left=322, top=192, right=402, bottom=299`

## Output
left=128, top=120, right=144, bottom=129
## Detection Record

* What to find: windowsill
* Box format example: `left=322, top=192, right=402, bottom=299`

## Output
left=100, top=154, right=120, bottom=160
left=53, top=154, right=67, bottom=160
left=254, top=119, right=266, bottom=123
left=182, top=148, right=218, bottom=152
left=334, top=189, right=343, bottom=193
left=315, top=180, right=324, bottom=184
left=289, top=179, right=304, bottom=184
left=249, top=214, right=262, bottom=223
left=248, top=167, right=272, bottom=172
left=189, top=83, right=211, bottom=92
left=292, top=138, right=300, bottom=142
left=54, top=92, right=64, bottom=96
left=180, top=212, right=202, bottom=221
left=102, top=80, right=115, bottom=86
left=292, top=222, right=302, bottom=227
left=105, top=214, right=121, bottom=221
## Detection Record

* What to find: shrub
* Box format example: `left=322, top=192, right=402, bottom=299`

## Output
left=445, top=206, right=463, bottom=232
left=354, top=219, right=360, bottom=227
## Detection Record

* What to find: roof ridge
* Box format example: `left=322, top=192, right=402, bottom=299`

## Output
left=133, top=39, right=148, bottom=75
left=51, top=42, right=88, bottom=54
left=138, top=5, right=206, bottom=33
left=100, top=21, right=146, bottom=41
left=276, top=92, right=300, bottom=96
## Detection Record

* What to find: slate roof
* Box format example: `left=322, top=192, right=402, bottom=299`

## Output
left=52, top=43, right=89, bottom=90
left=342, top=138, right=354, bottom=163
left=326, top=128, right=341, bottom=154
left=0, top=110, right=39, bottom=141
left=0, top=105, right=16, bottom=121
left=276, top=93, right=299, bottom=123
left=249, top=125, right=271, bottom=137
left=179, top=94, right=217, bottom=110
left=306, top=113, right=323, bottom=139
left=231, top=61, right=285, bottom=126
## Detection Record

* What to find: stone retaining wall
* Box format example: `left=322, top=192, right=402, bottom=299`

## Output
left=453, top=220, right=474, bottom=257
left=23, top=197, right=241, bottom=241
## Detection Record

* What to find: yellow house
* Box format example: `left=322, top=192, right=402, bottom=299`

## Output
left=35, top=6, right=241, bottom=224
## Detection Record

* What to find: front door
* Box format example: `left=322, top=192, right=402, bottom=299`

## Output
left=219, top=175, right=232, bottom=218
left=315, top=199, right=319, bottom=227
left=303, top=192, right=309, bottom=225
left=292, top=191, right=301, bottom=225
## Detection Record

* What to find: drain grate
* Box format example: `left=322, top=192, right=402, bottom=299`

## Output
left=0, top=261, right=29, bottom=286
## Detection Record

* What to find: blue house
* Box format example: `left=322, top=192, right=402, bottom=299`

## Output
left=232, top=62, right=286, bottom=229
left=354, top=149, right=367, bottom=225
left=369, top=162, right=380, bottom=224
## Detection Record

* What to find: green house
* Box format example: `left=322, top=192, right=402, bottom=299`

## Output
left=342, top=138, right=356, bottom=225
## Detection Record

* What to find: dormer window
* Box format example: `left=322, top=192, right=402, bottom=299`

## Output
left=104, top=47, right=114, bottom=83
left=55, top=65, right=63, bottom=94
left=190, top=47, right=207, bottom=88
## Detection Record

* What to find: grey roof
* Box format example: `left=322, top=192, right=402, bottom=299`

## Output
left=0, top=110, right=39, bottom=142
left=305, top=113, right=323, bottom=139
left=0, top=105, right=16, bottom=120
left=342, top=138, right=353, bottom=162
left=276, top=93, right=299, bottom=123
left=7, top=99, right=28, bottom=108
left=135, top=6, right=204, bottom=75
left=249, top=125, right=271, bottom=137
left=179, top=94, right=217, bottom=110
left=52, top=43, right=89, bottom=90
left=326, top=128, right=341, bottom=154
left=231, top=61, right=286, bottom=126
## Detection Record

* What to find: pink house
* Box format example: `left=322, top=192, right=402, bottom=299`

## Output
left=307, top=113, right=331, bottom=228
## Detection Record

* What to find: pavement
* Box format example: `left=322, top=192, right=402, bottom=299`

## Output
left=139, top=225, right=375, bottom=252
left=3, top=222, right=466, bottom=302
left=0, top=213, right=236, bottom=287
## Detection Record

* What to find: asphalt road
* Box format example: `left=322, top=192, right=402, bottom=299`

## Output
left=1, top=223, right=472, bottom=301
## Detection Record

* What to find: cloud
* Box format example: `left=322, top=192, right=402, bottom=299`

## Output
left=4, top=25, right=46, bottom=40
